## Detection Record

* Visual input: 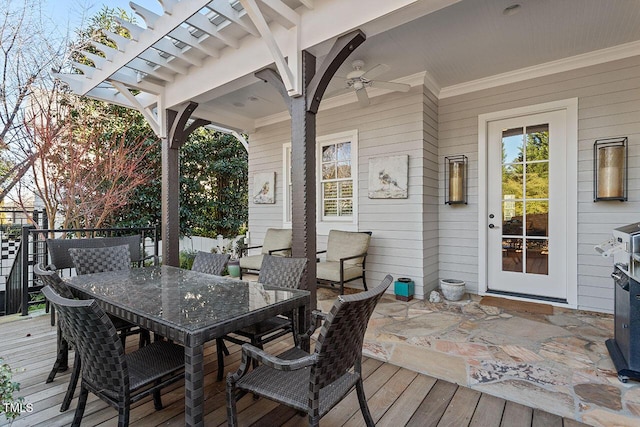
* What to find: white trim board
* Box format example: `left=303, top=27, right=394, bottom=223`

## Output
left=477, top=98, right=578, bottom=309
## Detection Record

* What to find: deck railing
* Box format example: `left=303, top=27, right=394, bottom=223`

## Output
left=4, top=225, right=159, bottom=316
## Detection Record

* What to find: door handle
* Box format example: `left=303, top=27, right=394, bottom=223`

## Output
left=489, top=224, right=499, bottom=229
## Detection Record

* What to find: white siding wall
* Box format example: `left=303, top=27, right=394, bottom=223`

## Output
left=248, top=85, right=437, bottom=297
left=439, top=55, right=640, bottom=313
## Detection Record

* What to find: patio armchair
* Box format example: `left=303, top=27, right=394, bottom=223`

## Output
left=216, top=255, right=307, bottom=381
left=316, top=230, right=372, bottom=294
left=191, top=251, right=231, bottom=276
left=42, top=286, right=185, bottom=427
left=239, top=228, right=292, bottom=279
left=226, top=274, right=393, bottom=427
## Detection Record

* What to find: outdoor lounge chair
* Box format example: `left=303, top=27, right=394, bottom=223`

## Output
left=216, top=255, right=307, bottom=381
left=226, top=274, right=393, bottom=426
left=191, top=251, right=231, bottom=276
left=316, top=230, right=372, bottom=294
left=42, top=286, right=185, bottom=427
left=239, top=228, right=292, bottom=279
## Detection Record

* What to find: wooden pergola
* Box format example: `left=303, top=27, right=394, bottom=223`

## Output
left=55, top=0, right=458, bottom=307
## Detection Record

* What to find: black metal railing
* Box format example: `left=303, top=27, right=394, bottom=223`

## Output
left=4, top=225, right=159, bottom=316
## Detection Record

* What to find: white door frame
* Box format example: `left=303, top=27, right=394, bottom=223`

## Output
left=478, top=98, right=578, bottom=308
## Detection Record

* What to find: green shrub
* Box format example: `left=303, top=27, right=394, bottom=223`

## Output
left=0, top=359, right=24, bottom=421
left=179, top=249, right=198, bottom=270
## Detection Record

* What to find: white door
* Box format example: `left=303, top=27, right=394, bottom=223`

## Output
left=486, top=110, right=567, bottom=301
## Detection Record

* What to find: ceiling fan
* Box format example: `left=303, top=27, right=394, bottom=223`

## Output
left=331, top=60, right=411, bottom=107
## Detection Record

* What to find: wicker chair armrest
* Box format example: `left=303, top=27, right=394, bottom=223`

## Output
left=243, top=343, right=317, bottom=370
left=268, top=247, right=291, bottom=255
left=339, top=252, right=368, bottom=266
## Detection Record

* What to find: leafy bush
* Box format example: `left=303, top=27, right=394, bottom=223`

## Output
left=0, top=359, right=24, bottom=421
left=179, top=249, right=198, bottom=270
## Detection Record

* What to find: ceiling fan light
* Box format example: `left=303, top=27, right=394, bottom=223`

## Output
left=353, top=80, right=364, bottom=90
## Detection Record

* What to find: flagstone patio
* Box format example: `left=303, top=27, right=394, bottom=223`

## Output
left=317, top=288, right=639, bottom=427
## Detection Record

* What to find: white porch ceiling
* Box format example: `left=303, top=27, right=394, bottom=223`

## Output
left=56, top=0, right=640, bottom=133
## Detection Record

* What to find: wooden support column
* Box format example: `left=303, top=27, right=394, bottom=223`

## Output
left=256, top=30, right=366, bottom=310
left=162, top=102, right=210, bottom=266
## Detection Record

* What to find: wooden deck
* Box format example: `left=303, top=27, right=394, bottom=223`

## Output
left=1, top=313, right=588, bottom=427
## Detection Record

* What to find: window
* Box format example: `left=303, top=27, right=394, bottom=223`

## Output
left=283, top=130, right=358, bottom=232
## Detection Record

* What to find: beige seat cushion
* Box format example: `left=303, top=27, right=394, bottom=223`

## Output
left=326, top=230, right=370, bottom=265
left=239, top=254, right=264, bottom=271
left=261, top=229, right=292, bottom=256
left=316, top=261, right=363, bottom=282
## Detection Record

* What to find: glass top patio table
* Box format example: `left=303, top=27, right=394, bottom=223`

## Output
left=65, top=265, right=310, bottom=427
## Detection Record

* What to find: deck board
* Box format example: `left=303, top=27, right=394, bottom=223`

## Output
left=2, top=314, right=589, bottom=427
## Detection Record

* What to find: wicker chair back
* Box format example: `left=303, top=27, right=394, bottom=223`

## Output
left=41, top=286, right=129, bottom=401
left=313, top=274, right=393, bottom=388
left=34, top=263, right=75, bottom=299
left=47, top=235, right=144, bottom=270
left=68, top=244, right=131, bottom=275
left=191, top=251, right=231, bottom=276
left=257, top=255, right=308, bottom=289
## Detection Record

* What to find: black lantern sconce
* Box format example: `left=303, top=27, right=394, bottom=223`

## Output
left=445, top=155, right=468, bottom=205
left=594, top=137, right=628, bottom=202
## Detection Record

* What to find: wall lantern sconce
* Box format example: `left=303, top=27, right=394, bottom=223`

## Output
left=594, top=137, right=628, bottom=202
left=445, top=155, right=467, bottom=205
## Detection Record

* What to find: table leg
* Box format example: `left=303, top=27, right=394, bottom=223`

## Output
left=298, top=304, right=310, bottom=352
left=184, top=344, right=205, bottom=426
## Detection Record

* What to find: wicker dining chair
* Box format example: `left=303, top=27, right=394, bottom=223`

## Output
left=216, top=255, right=307, bottom=381
left=191, top=251, right=231, bottom=276
left=42, top=286, right=185, bottom=427
left=35, top=263, right=151, bottom=412
left=226, top=274, right=393, bottom=426
left=68, top=243, right=132, bottom=275
left=68, top=244, right=151, bottom=346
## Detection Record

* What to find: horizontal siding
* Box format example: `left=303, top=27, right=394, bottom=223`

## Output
left=248, top=86, right=428, bottom=296
left=439, top=54, right=640, bottom=313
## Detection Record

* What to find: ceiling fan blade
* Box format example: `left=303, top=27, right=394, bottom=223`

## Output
left=356, top=88, right=370, bottom=107
left=372, top=81, right=411, bottom=92
left=325, top=86, right=352, bottom=98
left=362, top=63, right=390, bottom=80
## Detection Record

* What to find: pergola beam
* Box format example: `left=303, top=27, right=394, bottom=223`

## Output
left=111, top=81, right=161, bottom=136
left=240, top=0, right=301, bottom=96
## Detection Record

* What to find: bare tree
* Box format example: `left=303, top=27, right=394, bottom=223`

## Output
left=20, top=91, right=155, bottom=229
left=0, top=0, right=68, bottom=201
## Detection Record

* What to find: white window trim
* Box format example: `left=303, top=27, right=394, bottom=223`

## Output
left=283, top=130, right=359, bottom=235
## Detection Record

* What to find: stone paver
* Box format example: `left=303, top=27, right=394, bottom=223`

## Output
left=317, top=287, right=640, bottom=426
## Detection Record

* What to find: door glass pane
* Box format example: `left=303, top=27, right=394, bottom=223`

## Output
left=526, top=202, right=548, bottom=237
left=525, top=162, right=548, bottom=198
left=502, top=165, right=523, bottom=199
left=503, top=200, right=523, bottom=235
left=525, top=124, right=549, bottom=161
left=502, top=238, right=523, bottom=272
left=526, top=239, right=548, bottom=275
left=502, top=127, right=524, bottom=164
